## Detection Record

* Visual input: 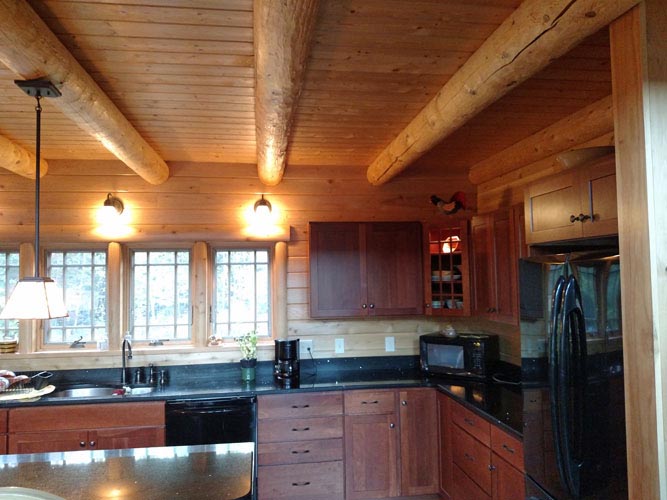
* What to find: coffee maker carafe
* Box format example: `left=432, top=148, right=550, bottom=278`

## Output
left=274, top=339, right=300, bottom=383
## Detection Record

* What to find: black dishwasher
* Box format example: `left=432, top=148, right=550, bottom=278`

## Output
left=165, top=396, right=257, bottom=446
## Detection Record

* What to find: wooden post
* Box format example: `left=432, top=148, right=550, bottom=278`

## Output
left=610, top=2, right=667, bottom=498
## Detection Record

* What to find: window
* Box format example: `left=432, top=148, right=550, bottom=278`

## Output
left=213, top=249, right=270, bottom=338
left=130, top=249, right=191, bottom=342
left=0, top=251, right=19, bottom=339
left=46, top=250, right=107, bottom=344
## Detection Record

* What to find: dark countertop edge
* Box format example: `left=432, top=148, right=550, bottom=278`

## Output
left=1, top=375, right=523, bottom=437
left=435, top=383, right=523, bottom=440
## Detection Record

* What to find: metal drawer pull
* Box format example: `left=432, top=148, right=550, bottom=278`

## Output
left=401, top=400, right=407, bottom=406
left=488, top=464, right=496, bottom=471
left=464, top=417, right=475, bottom=426
left=464, top=452, right=475, bottom=462
left=291, top=450, right=311, bottom=454
left=79, top=441, right=86, bottom=448
left=389, top=423, right=395, bottom=429
left=291, top=404, right=310, bottom=408
left=89, top=441, right=96, bottom=447
left=291, top=427, right=310, bottom=432
left=292, top=481, right=311, bottom=487
left=502, top=443, right=515, bottom=454
left=361, top=400, right=379, bottom=404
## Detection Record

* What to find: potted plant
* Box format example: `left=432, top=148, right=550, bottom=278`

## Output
left=236, top=330, right=257, bottom=381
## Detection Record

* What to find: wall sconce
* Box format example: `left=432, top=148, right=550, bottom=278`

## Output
left=254, top=194, right=272, bottom=219
left=95, top=192, right=133, bottom=239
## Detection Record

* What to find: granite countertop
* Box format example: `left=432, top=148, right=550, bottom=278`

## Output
left=0, top=443, right=254, bottom=500
left=0, top=356, right=524, bottom=436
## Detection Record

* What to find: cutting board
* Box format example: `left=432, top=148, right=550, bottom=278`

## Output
left=0, top=385, right=55, bottom=402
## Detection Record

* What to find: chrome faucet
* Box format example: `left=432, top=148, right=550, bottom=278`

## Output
left=121, top=335, right=133, bottom=386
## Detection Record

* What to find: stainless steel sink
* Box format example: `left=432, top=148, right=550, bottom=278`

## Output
left=50, top=385, right=157, bottom=398
left=124, top=386, right=156, bottom=396
left=50, top=386, right=121, bottom=398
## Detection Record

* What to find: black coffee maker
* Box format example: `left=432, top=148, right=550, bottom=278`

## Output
left=274, top=339, right=300, bottom=383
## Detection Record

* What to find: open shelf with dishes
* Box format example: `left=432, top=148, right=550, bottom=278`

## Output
left=424, top=223, right=470, bottom=316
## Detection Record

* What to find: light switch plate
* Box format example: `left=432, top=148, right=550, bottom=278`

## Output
left=385, top=336, right=395, bottom=352
left=300, top=339, right=313, bottom=357
left=334, top=338, right=345, bottom=354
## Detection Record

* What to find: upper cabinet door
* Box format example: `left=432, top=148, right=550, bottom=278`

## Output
left=309, top=222, right=365, bottom=318
left=309, top=222, right=423, bottom=319
left=524, top=154, right=617, bottom=245
left=366, top=222, right=423, bottom=316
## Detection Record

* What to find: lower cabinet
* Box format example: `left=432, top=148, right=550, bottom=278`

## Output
left=344, top=387, right=438, bottom=499
left=257, top=391, right=344, bottom=500
left=440, top=394, right=525, bottom=500
left=7, top=402, right=165, bottom=454
left=0, top=409, right=7, bottom=455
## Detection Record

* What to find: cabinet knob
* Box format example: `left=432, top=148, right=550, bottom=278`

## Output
left=570, top=213, right=592, bottom=223
left=401, top=400, right=407, bottom=406
left=389, top=423, right=395, bottom=429
left=369, top=303, right=375, bottom=309
left=89, top=441, right=96, bottom=447
left=361, top=304, right=367, bottom=309
left=425, top=303, right=430, bottom=308
left=502, top=443, right=516, bottom=454
left=79, top=441, right=86, bottom=448
left=489, top=464, right=497, bottom=471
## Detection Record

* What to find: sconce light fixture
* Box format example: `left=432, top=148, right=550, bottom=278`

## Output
left=0, top=79, right=68, bottom=320
left=99, top=192, right=124, bottom=224
left=253, top=194, right=272, bottom=219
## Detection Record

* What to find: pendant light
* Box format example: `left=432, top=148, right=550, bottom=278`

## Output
left=0, top=79, right=68, bottom=320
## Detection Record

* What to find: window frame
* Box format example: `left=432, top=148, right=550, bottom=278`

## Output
left=126, top=244, right=194, bottom=346
left=210, top=244, right=273, bottom=342
left=37, top=244, right=109, bottom=352
left=0, top=247, right=20, bottom=340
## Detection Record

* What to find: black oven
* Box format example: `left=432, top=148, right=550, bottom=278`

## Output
left=419, top=332, right=499, bottom=379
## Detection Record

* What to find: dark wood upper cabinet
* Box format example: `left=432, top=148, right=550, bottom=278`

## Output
left=471, top=205, right=523, bottom=325
left=524, top=154, right=617, bottom=244
left=309, top=222, right=423, bottom=318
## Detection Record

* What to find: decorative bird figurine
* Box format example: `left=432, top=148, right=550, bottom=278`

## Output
left=430, top=191, right=466, bottom=215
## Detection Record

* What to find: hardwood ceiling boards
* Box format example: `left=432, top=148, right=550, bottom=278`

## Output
left=0, top=1, right=627, bottom=185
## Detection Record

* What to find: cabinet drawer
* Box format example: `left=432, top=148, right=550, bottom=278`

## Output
left=258, top=438, right=344, bottom=466
left=8, top=402, right=165, bottom=432
left=258, top=392, right=343, bottom=419
left=452, top=424, right=491, bottom=494
left=344, top=389, right=396, bottom=414
left=451, top=401, right=491, bottom=446
left=491, top=425, right=524, bottom=472
left=0, top=410, right=7, bottom=434
left=258, top=460, right=344, bottom=499
left=452, top=464, right=491, bottom=500
left=258, top=416, right=343, bottom=443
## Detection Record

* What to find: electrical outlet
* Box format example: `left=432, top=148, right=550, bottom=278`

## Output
left=334, top=338, right=345, bottom=354
left=300, top=339, right=313, bottom=357
left=385, top=336, right=395, bottom=352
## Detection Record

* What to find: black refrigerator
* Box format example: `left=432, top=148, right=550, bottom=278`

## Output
left=519, top=249, right=627, bottom=500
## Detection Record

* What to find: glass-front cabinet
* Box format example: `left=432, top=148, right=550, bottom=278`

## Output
left=424, top=223, right=470, bottom=316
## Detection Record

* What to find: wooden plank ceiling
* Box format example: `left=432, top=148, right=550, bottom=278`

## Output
left=0, top=0, right=611, bottom=179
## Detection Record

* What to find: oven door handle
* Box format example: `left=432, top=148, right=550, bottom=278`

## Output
left=167, top=407, right=250, bottom=416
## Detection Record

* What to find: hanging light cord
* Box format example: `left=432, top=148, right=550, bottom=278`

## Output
left=33, top=94, right=42, bottom=278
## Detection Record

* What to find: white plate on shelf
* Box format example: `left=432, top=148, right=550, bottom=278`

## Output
left=439, top=275, right=461, bottom=282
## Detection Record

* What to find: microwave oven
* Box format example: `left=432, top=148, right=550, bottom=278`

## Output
left=419, top=332, right=499, bottom=379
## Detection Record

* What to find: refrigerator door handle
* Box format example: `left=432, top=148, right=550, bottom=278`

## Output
left=554, top=275, right=587, bottom=497
left=548, top=276, right=567, bottom=495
